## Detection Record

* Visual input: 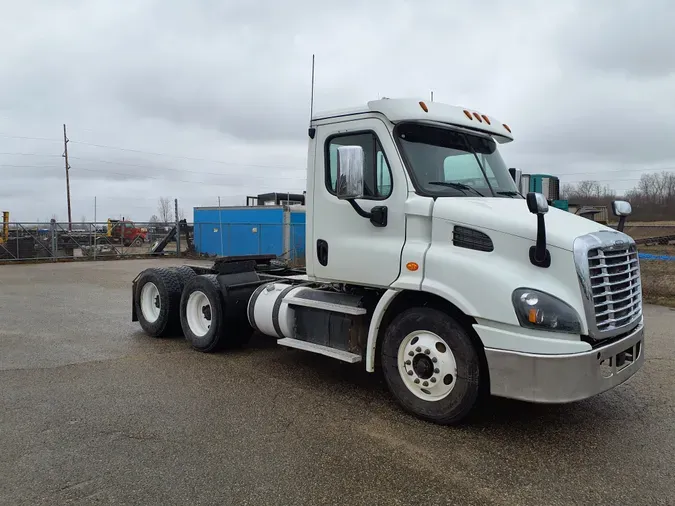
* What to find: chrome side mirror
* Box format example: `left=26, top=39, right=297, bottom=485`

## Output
left=526, top=192, right=550, bottom=268
left=611, top=200, right=632, bottom=217
left=526, top=192, right=548, bottom=215
left=336, top=145, right=365, bottom=200
left=612, top=200, right=631, bottom=232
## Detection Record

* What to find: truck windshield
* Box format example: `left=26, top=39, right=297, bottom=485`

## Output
left=395, top=122, right=521, bottom=198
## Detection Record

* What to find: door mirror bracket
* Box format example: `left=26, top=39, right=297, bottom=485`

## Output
left=337, top=145, right=388, bottom=227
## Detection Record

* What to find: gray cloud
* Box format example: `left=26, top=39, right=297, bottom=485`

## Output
left=0, top=0, right=673, bottom=220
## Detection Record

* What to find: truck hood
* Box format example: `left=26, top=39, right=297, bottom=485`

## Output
left=432, top=197, right=612, bottom=251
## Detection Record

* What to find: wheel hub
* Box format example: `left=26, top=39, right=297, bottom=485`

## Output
left=186, top=290, right=212, bottom=338
left=412, top=354, right=434, bottom=379
left=398, top=330, right=458, bottom=401
left=202, top=305, right=212, bottom=321
left=140, top=282, right=161, bottom=324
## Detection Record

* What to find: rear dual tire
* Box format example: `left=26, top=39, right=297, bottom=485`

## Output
left=134, top=268, right=183, bottom=337
left=179, top=274, right=254, bottom=353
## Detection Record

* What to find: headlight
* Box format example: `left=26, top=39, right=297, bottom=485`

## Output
left=512, top=288, right=581, bottom=334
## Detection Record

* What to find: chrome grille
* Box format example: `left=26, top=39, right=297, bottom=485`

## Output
left=587, top=244, right=642, bottom=333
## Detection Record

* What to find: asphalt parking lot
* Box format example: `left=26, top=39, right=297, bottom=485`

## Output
left=1, top=259, right=674, bottom=505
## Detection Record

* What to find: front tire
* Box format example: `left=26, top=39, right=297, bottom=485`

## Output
left=380, top=307, right=482, bottom=425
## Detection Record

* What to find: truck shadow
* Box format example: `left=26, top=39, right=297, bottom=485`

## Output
left=254, top=340, right=632, bottom=437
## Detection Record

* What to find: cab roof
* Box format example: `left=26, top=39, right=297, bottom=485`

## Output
left=312, top=98, right=514, bottom=144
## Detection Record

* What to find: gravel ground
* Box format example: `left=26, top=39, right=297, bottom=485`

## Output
left=1, top=259, right=674, bottom=506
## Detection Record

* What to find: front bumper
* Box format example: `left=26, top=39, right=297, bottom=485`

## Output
left=484, top=322, right=644, bottom=403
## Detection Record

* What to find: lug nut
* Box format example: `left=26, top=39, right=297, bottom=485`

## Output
left=431, top=377, right=437, bottom=383
left=432, top=357, right=438, bottom=363
left=424, top=349, right=430, bottom=355
left=434, top=368, right=440, bottom=374
left=405, top=360, right=411, bottom=365
left=423, top=381, right=429, bottom=387
left=415, top=347, right=421, bottom=352
left=414, top=378, right=420, bottom=384
left=409, top=351, right=414, bottom=357
left=407, top=370, right=413, bottom=376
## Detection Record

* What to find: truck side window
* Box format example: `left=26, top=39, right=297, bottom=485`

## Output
left=326, top=132, right=392, bottom=199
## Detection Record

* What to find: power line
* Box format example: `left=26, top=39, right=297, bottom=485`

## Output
left=0, top=164, right=61, bottom=168
left=0, top=161, right=306, bottom=186
left=70, top=140, right=301, bottom=170
left=555, top=167, right=675, bottom=178
left=0, top=133, right=62, bottom=142
left=0, top=151, right=62, bottom=157
left=68, top=156, right=304, bottom=178
left=74, top=167, right=305, bottom=189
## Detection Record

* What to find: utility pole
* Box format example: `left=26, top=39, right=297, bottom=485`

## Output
left=62, top=124, right=72, bottom=231
left=174, top=198, right=180, bottom=257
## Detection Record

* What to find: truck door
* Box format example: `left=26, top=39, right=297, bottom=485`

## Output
left=311, top=117, right=407, bottom=287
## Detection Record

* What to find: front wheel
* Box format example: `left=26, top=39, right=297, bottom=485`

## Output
left=381, top=307, right=482, bottom=425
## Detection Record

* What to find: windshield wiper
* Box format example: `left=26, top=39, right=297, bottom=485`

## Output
left=495, top=191, right=522, bottom=198
left=457, top=135, right=496, bottom=196
left=428, top=181, right=485, bottom=197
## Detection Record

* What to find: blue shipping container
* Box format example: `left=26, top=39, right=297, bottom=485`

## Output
left=193, top=206, right=305, bottom=264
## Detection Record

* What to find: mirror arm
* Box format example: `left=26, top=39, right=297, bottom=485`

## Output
left=347, top=199, right=371, bottom=219
left=529, top=214, right=551, bottom=268
left=347, top=199, right=388, bottom=227
left=617, top=215, right=627, bottom=232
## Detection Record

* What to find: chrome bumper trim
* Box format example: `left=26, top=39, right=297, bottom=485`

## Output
left=485, top=323, right=644, bottom=403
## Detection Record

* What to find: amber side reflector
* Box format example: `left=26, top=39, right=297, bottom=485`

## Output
left=481, top=115, right=491, bottom=124
left=406, top=262, right=419, bottom=272
left=503, top=123, right=512, bottom=133
left=419, top=101, right=428, bottom=112
left=472, top=112, right=483, bottom=122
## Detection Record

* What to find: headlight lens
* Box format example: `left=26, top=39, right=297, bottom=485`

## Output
left=512, top=288, right=581, bottom=334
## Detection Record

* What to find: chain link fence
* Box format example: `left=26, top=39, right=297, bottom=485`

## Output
left=0, top=220, right=189, bottom=262
left=0, top=219, right=307, bottom=267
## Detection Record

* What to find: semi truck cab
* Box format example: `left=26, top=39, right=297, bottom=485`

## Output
left=132, top=98, right=644, bottom=425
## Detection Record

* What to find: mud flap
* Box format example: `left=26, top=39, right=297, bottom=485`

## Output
left=131, top=274, right=140, bottom=322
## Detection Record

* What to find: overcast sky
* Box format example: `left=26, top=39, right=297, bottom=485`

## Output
left=0, top=0, right=672, bottom=222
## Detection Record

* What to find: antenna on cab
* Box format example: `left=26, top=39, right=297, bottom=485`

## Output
left=309, top=54, right=315, bottom=125
left=308, top=54, right=317, bottom=139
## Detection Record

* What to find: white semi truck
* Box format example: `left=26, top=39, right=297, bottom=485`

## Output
left=131, top=98, right=644, bottom=424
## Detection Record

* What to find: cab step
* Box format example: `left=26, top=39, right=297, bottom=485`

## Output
left=277, top=338, right=362, bottom=363
left=283, top=296, right=367, bottom=315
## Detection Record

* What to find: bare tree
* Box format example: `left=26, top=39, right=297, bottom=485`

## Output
left=157, top=197, right=173, bottom=224
left=178, top=208, right=186, bottom=221
left=149, top=214, right=160, bottom=224
left=561, top=171, right=674, bottom=221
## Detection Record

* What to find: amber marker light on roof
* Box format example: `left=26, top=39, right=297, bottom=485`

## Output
left=463, top=110, right=473, bottom=120
left=419, top=101, right=429, bottom=112
left=472, top=112, right=483, bottom=122
left=481, top=115, right=491, bottom=124
left=503, top=124, right=512, bottom=133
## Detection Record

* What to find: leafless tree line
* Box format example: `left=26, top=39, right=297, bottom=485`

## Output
left=562, top=171, right=675, bottom=221
left=151, top=197, right=185, bottom=225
